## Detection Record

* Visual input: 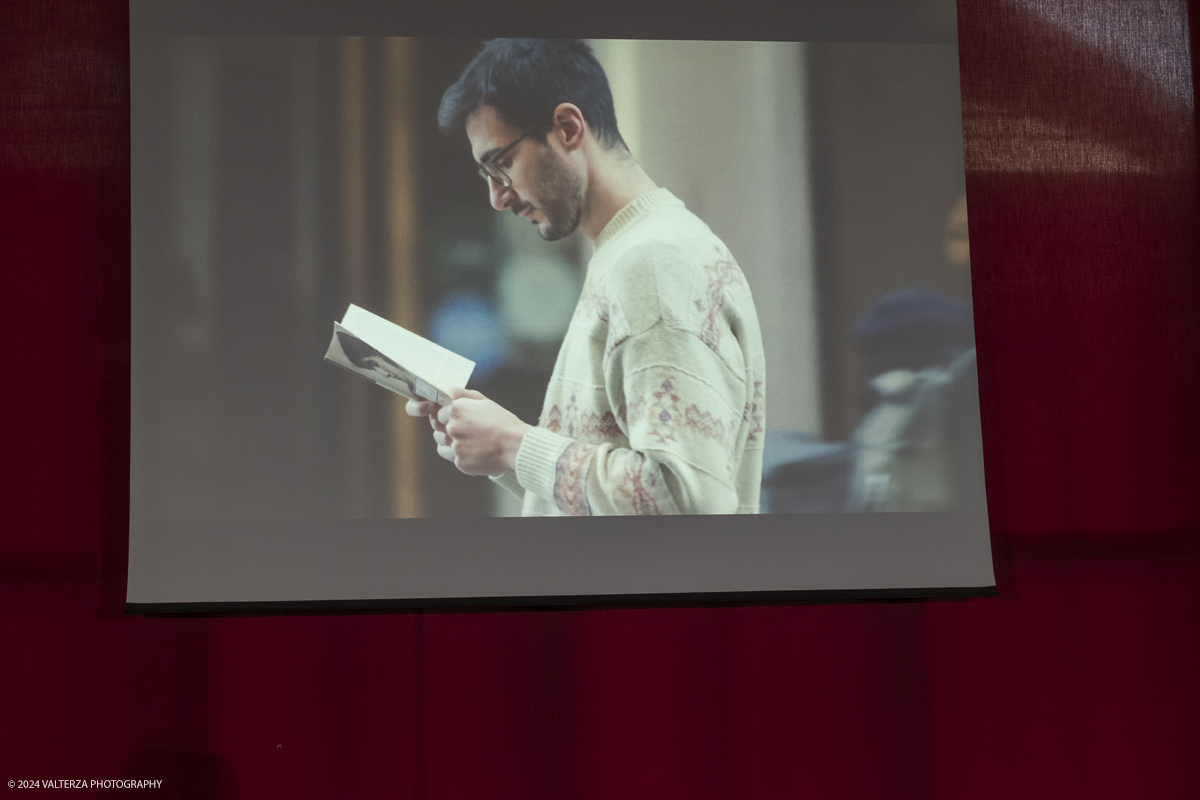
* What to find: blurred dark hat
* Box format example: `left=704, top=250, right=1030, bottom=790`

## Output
left=853, top=287, right=974, bottom=346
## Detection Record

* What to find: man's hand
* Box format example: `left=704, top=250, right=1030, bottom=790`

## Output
left=406, top=388, right=531, bottom=476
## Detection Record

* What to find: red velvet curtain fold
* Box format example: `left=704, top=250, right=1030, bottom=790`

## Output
left=1, top=0, right=1198, bottom=797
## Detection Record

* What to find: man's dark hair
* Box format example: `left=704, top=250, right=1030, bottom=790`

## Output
left=438, top=39, right=627, bottom=151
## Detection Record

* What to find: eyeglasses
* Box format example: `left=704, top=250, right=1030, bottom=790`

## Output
left=476, top=124, right=541, bottom=188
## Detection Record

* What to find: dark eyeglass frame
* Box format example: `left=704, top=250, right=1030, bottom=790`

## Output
left=477, top=123, right=543, bottom=188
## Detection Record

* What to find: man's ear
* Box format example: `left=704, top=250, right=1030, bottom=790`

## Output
left=551, top=103, right=588, bottom=151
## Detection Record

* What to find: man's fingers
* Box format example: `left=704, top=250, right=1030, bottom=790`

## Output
left=434, top=431, right=456, bottom=462
left=407, top=399, right=440, bottom=417
left=438, top=390, right=484, bottom=426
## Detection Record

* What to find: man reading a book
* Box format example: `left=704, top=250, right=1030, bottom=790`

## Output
left=408, top=38, right=766, bottom=515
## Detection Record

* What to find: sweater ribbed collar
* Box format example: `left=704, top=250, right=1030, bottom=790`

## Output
left=592, top=187, right=681, bottom=252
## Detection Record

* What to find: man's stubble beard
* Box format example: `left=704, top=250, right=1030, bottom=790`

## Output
left=530, top=146, right=586, bottom=242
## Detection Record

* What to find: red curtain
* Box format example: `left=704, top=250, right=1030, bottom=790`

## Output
left=2, top=1, right=1198, bottom=797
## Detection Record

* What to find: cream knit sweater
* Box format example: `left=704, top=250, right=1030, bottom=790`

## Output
left=493, top=188, right=766, bottom=515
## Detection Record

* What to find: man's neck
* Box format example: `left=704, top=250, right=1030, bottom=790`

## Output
left=578, top=154, right=660, bottom=242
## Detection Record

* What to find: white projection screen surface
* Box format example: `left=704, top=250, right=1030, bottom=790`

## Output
left=127, top=0, right=995, bottom=612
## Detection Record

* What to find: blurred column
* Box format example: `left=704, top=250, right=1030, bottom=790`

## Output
left=383, top=37, right=423, bottom=518
left=340, top=37, right=370, bottom=515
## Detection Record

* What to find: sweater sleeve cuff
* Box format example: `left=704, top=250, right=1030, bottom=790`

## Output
left=515, top=426, right=573, bottom=503
left=489, top=470, right=524, bottom=499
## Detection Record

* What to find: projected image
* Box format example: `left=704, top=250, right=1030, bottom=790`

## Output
left=132, top=36, right=979, bottom=521
left=128, top=22, right=992, bottom=609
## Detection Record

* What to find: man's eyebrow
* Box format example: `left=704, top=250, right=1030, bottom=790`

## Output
left=477, top=145, right=504, bottom=165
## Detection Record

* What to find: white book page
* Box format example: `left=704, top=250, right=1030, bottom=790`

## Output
left=341, top=304, right=475, bottom=397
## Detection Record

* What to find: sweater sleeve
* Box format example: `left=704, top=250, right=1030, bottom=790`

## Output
left=513, top=321, right=748, bottom=515
left=489, top=470, right=525, bottom=500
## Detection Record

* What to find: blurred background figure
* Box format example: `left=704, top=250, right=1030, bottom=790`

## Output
left=852, top=287, right=973, bottom=382
left=763, top=195, right=984, bottom=513
left=844, top=286, right=978, bottom=511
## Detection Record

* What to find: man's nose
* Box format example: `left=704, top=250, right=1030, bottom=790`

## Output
left=487, top=176, right=514, bottom=211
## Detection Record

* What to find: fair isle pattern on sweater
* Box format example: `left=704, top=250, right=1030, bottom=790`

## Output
left=746, top=379, right=766, bottom=444
left=623, top=373, right=734, bottom=449
left=503, top=188, right=767, bottom=516
left=553, top=441, right=595, bottom=516
left=698, top=247, right=745, bottom=353
left=543, top=393, right=623, bottom=440
left=616, top=451, right=671, bottom=515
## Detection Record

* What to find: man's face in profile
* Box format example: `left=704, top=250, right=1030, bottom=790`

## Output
left=466, top=104, right=584, bottom=242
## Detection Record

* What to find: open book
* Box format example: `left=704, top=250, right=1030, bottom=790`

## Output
left=324, top=304, right=475, bottom=406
